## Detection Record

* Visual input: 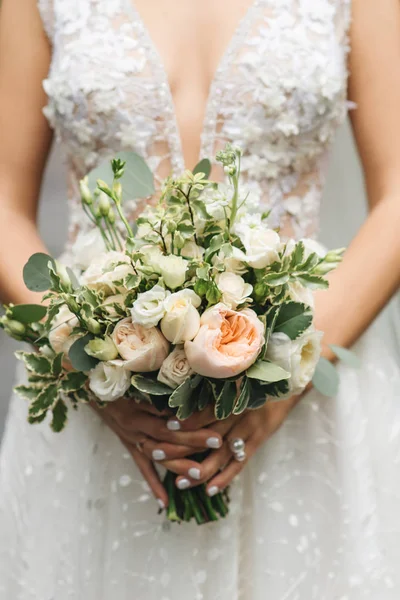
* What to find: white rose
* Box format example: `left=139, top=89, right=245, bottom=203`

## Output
left=181, top=241, right=205, bottom=260
left=48, top=305, right=80, bottom=356
left=287, top=281, right=314, bottom=308
left=131, top=285, right=169, bottom=328
left=233, top=215, right=281, bottom=269
left=112, top=317, right=169, bottom=372
left=88, top=360, right=131, bottom=402
left=160, top=289, right=201, bottom=344
left=266, top=327, right=322, bottom=395
left=81, top=251, right=134, bottom=295
left=212, top=246, right=248, bottom=275
left=159, top=255, right=188, bottom=290
left=215, top=272, right=253, bottom=309
left=157, top=346, right=194, bottom=389
left=72, top=229, right=106, bottom=270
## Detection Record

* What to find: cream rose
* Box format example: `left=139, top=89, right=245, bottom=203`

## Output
left=131, top=285, right=169, bottom=328
left=88, top=360, right=131, bottom=402
left=234, top=214, right=280, bottom=269
left=216, top=272, right=253, bottom=309
left=112, top=317, right=169, bottom=372
left=159, top=255, right=188, bottom=289
left=266, top=327, right=322, bottom=395
left=72, top=229, right=106, bottom=270
left=157, top=346, right=194, bottom=389
left=48, top=305, right=80, bottom=356
left=184, top=303, right=264, bottom=378
left=160, top=289, right=201, bottom=344
left=81, top=251, right=134, bottom=295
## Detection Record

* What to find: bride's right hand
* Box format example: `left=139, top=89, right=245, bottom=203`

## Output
left=90, top=397, right=222, bottom=507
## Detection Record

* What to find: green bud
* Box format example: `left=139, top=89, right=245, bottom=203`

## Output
left=85, top=336, right=118, bottom=361
left=166, top=220, right=177, bottom=234
left=108, top=210, right=116, bottom=225
left=113, top=181, right=122, bottom=199
left=5, top=319, right=26, bottom=336
left=87, top=318, right=102, bottom=335
left=98, top=192, right=111, bottom=217
left=79, top=178, right=93, bottom=205
left=174, top=232, right=185, bottom=250
left=97, top=179, right=111, bottom=194
left=56, top=261, right=72, bottom=290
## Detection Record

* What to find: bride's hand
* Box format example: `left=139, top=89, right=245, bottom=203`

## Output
left=90, top=397, right=223, bottom=506
left=161, top=395, right=301, bottom=494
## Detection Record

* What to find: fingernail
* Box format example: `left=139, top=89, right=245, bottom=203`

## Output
left=167, top=419, right=181, bottom=431
left=152, top=449, right=166, bottom=461
left=157, top=498, right=165, bottom=509
left=177, top=478, right=191, bottom=490
left=206, top=437, right=221, bottom=449
left=188, top=467, right=201, bottom=480
left=207, top=486, right=219, bottom=497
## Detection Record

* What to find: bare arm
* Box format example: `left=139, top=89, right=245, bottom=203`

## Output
left=0, top=0, right=53, bottom=304
left=314, top=0, right=400, bottom=352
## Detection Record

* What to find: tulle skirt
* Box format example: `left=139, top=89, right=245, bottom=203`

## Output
left=1, top=301, right=400, bottom=600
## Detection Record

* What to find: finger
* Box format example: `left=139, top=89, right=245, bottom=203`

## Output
left=140, top=438, right=203, bottom=462
left=126, top=445, right=169, bottom=509
left=172, top=405, right=217, bottom=431
left=135, top=413, right=223, bottom=450
left=173, top=441, right=233, bottom=489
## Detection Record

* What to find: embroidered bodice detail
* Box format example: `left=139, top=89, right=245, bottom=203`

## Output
left=38, top=0, right=351, bottom=246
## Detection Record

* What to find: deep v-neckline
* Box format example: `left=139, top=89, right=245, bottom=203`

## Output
left=123, top=0, right=262, bottom=173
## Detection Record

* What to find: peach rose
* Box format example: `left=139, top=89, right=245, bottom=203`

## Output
left=184, top=303, right=265, bottom=378
left=112, top=317, right=169, bottom=372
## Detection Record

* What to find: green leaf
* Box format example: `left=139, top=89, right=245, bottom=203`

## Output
left=233, top=378, right=250, bottom=415
left=295, top=274, right=329, bottom=290
left=73, top=388, right=90, bottom=403
left=9, top=304, right=47, bottom=324
left=215, top=381, right=237, bottom=420
left=261, top=378, right=290, bottom=398
left=16, top=351, right=52, bottom=375
left=273, top=302, right=313, bottom=340
left=28, top=412, right=48, bottom=425
left=51, top=398, right=68, bottom=432
left=131, top=375, right=173, bottom=396
left=168, top=378, right=196, bottom=419
left=289, top=241, right=305, bottom=267
left=193, top=158, right=211, bottom=179
left=177, top=223, right=196, bottom=236
left=14, top=384, right=42, bottom=401
left=247, top=380, right=268, bottom=409
left=61, top=371, right=88, bottom=392
left=329, top=345, right=361, bottom=368
left=66, top=267, right=80, bottom=290
left=191, top=200, right=211, bottom=220
left=69, top=334, right=98, bottom=371
left=51, top=353, right=64, bottom=377
left=297, top=252, right=320, bottom=272
left=29, top=383, right=59, bottom=418
left=264, top=272, right=290, bottom=287
left=87, top=151, right=155, bottom=200
left=23, top=253, right=56, bottom=292
left=247, top=360, right=291, bottom=383
left=44, top=301, right=63, bottom=329
left=312, top=357, right=339, bottom=396
left=204, top=233, right=226, bottom=261
left=196, top=379, right=211, bottom=411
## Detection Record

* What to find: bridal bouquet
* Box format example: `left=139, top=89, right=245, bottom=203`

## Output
left=1, top=145, right=346, bottom=524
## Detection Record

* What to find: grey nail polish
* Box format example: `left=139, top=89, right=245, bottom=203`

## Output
left=177, top=478, right=191, bottom=490
left=152, top=449, right=166, bottom=461
left=188, top=467, right=201, bottom=480
left=208, top=486, right=219, bottom=497
left=167, top=419, right=181, bottom=431
left=206, top=437, right=221, bottom=449
left=157, top=498, right=165, bottom=509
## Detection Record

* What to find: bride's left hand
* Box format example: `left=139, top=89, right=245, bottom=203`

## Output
left=161, top=395, right=301, bottom=494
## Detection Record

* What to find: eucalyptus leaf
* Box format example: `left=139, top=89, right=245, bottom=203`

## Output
left=312, top=357, right=340, bottom=396
left=69, top=334, right=98, bottom=371
left=329, top=345, right=361, bottom=368
left=87, top=151, right=155, bottom=200
left=247, top=360, right=291, bottom=383
left=273, top=302, right=312, bottom=340
left=193, top=158, right=211, bottom=179
left=23, top=253, right=56, bottom=292
left=9, top=304, right=47, bottom=324
left=131, top=375, right=173, bottom=396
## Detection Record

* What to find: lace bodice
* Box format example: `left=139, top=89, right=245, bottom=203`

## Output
left=38, top=0, right=352, bottom=248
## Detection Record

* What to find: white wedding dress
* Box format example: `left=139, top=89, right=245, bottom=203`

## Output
left=1, top=1, right=400, bottom=598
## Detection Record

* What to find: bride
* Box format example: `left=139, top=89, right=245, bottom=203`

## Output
left=1, top=0, right=400, bottom=597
